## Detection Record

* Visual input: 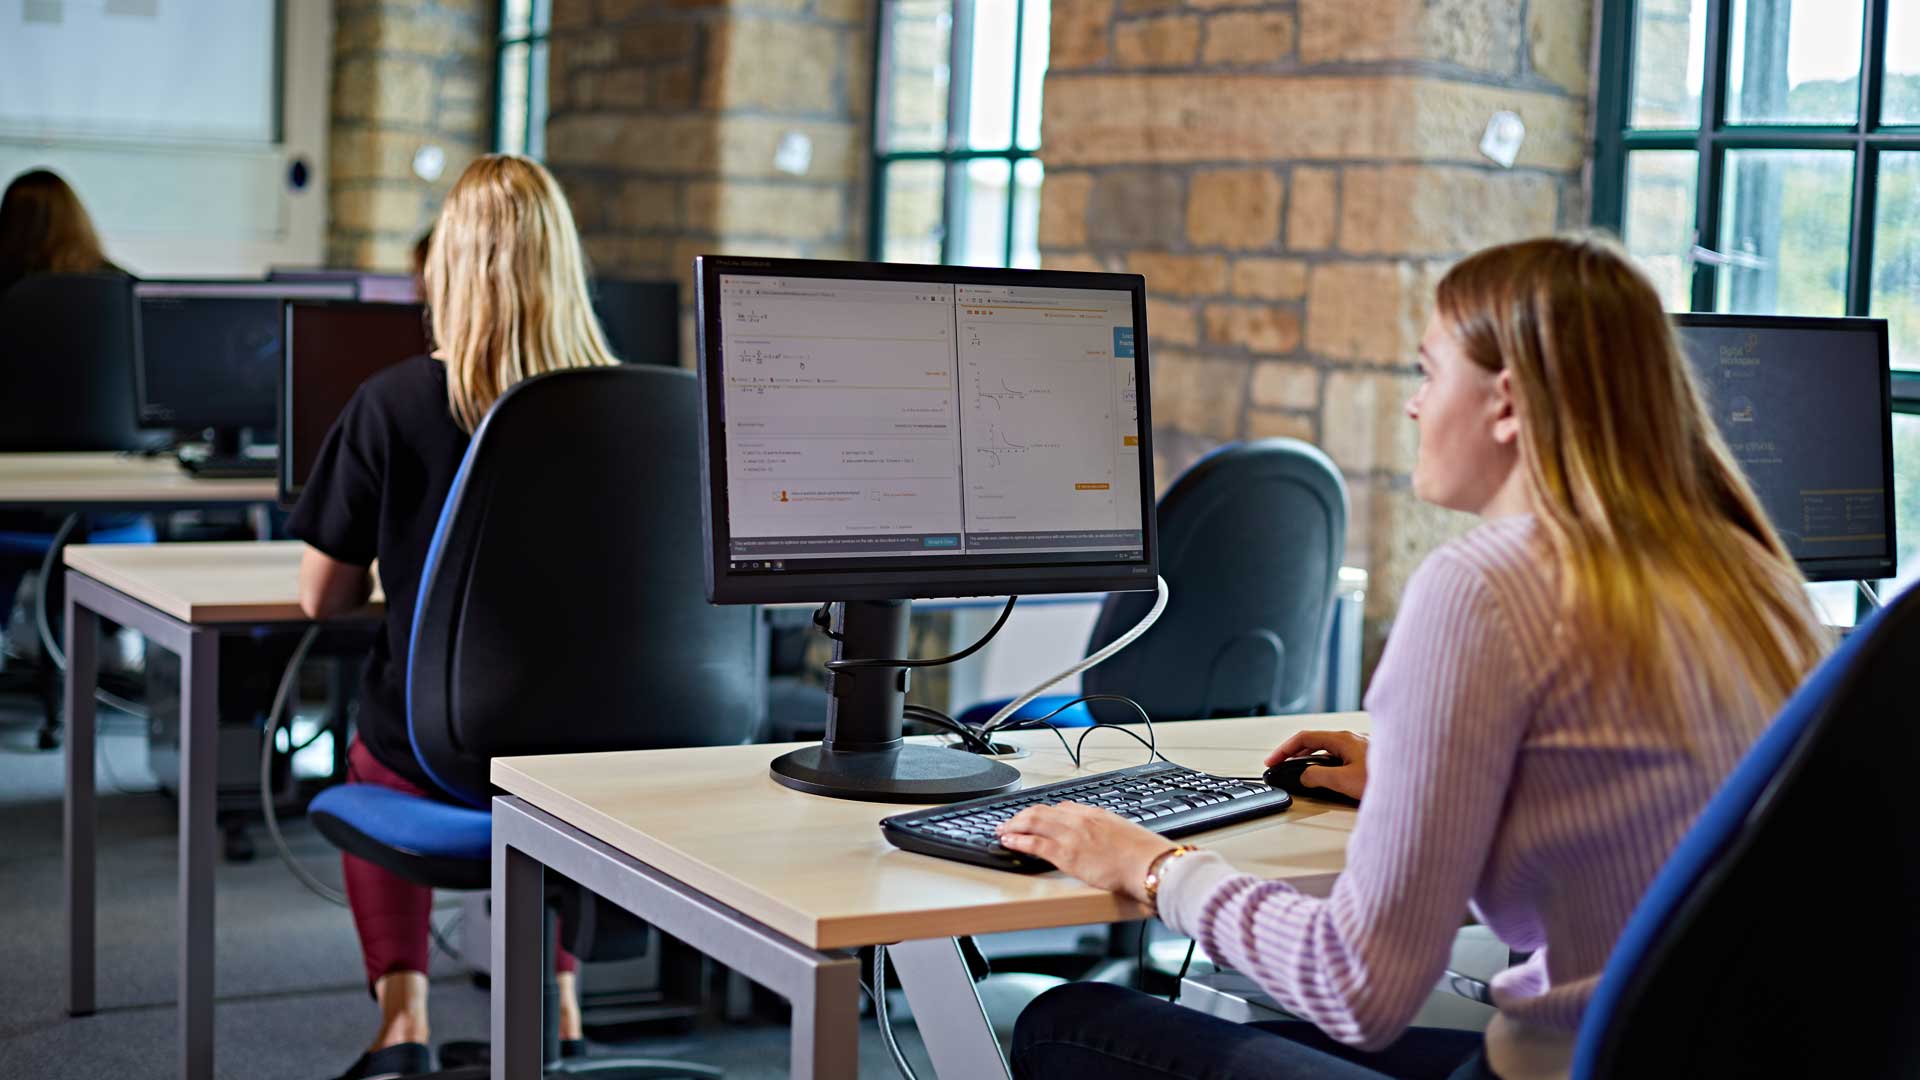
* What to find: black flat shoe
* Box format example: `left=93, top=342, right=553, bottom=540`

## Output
left=561, top=1038, right=588, bottom=1059
left=332, top=1041, right=431, bottom=1080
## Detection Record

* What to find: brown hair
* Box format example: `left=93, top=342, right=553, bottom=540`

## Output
left=424, top=155, right=618, bottom=432
left=1434, top=235, right=1828, bottom=722
left=0, top=169, right=111, bottom=281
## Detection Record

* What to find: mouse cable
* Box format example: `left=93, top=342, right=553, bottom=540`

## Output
left=903, top=703, right=999, bottom=755
left=980, top=576, right=1169, bottom=735
left=260, top=624, right=348, bottom=906
left=823, top=595, right=1018, bottom=671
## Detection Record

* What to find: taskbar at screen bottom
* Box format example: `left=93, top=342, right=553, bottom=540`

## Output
left=725, top=549, right=1146, bottom=575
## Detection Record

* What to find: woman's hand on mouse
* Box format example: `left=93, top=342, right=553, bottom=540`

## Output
left=1267, top=730, right=1370, bottom=802
left=997, top=802, right=1172, bottom=903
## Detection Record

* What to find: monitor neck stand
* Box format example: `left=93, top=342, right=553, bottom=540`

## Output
left=767, top=599, right=1021, bottom=803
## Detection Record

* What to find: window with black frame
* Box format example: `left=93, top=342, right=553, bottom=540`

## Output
left=495, top=0, right=550, bottom=159
left=1593, top=0, right=1920, bottom=601
left=870, top=0, right=1049, bottom=268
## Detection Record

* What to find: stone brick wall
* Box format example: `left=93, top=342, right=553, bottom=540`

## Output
left=328, top=0, right=493, bottom=270
left=1039, top=0, right=1595, bottom=666
left=544, top=0, right=871, bottom=360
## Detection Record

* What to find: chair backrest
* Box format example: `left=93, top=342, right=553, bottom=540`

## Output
left=0, top=273, right=147, bottom=452
left=407, top=365, right=765, bottom=807
left=1083, top=438, right=1347, bottom=722
left=1572, top=580, right=1920, bottom=1079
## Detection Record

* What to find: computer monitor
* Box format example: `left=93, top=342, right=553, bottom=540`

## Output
left=696, top=255, right=1157, bottom=802
left=1672, top=313, right=1897, bottom=583
left=134, top=280, right=357, bottom=455
left=268, top=267, right=420, bottom=304
left=280, top=300, right=430, bottom=507
left=590, top=278, right=680, bottom=365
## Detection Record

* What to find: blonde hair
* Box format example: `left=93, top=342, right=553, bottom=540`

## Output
left=425, top=154, right=618, bottom=432
left=1434, top=235, right=1828, bottom=723
left=0, top=169, right=111, bottom=280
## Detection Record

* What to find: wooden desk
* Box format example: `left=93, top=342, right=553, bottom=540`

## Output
left=490, top=714, right=1367, bottom=1078
left=60, top=541, right=379, bottom=1080
left=0, top=451, right=277, bottom=509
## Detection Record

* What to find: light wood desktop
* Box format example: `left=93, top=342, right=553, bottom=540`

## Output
left=489, top=713, right=1368, bottom=1078
left=0, top=451, right=277, bottom=507
left=64, top=540, right=385, bottom=623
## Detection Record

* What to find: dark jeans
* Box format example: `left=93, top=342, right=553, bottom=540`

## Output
left=1012, top=982, right=1500, bottom=1080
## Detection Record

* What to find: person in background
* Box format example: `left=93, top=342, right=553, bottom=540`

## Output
left=290, top=154, right=620, bottom=1080
left=0, top=168, right=122, bottom=300
left=998, top=235, right=1831, bottom=1080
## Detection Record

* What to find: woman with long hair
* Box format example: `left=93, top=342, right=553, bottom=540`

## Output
left=998, top=235, right=1829, bottom=1080
left=0, top=168, right=119, bottom=297
left=290, top=154, right=618, bottom=1080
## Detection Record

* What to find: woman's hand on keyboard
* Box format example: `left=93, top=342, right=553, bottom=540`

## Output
left=997, top=802, right=1169, bottom=902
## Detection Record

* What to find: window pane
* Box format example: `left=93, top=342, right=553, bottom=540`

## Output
left=1631, top=0, right=1707, bottom=128
left=1623, top=150, right=1698, bottom=310
left=528, top=42, right=549, bottom=160
left=1894, top=412, right=1920, bottom=592
left=503, top=0, right=533, bottom=40
left=1727, top=0, right=1863, bottom=125
left=1871, top=153, right=1920, bottom=370
left=1015, top=0, right=1048, bottom=149
left=882, top=0, right=952, bottom=152
left=1716, top=149, right=1851, bottom=316
left=1885, top=1, right=1920, bottom=122
left=1011, top=158, right=1042, bottom=268
left=964, top=0, right=1019, bottom=149
left=497, top=41, right=530, bottom=156
left=953, top=158, right=1012, bottom=266
left=883, top=161, right=946, bottom=264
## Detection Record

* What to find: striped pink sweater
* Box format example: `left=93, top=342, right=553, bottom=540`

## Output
left=1157, top=514, right=1771, bottom=1064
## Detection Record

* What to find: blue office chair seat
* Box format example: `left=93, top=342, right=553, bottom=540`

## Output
left=954, top=695, right=1094, bottom=730
left=308, top=784, right=492, bottom=891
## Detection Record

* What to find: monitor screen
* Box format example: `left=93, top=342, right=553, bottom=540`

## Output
left=134, top=281, right=355, bottom=432
left=1672, top=314, right=1896, bottom=583
left=269, top=268, right=420, bottom=303
left=696, top=256, right=1157, bottom=604
left=280, top=300, right=430, bottom=506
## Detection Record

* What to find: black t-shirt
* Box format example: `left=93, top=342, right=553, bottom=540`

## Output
left=286, top=355, right=469, bottom=795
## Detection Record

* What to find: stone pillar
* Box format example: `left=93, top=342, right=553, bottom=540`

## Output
left=328, top=0, right=493, bottom=270
left=1039, top=0, right=1594, bottom=669
left=544, top=0, right=871, bottom=361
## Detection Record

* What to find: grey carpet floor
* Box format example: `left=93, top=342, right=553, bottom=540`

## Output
left=0, top=697, right=938, bottom=1080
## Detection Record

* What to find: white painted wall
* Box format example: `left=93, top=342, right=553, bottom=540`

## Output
left=0, top=0, right=333, bottom=277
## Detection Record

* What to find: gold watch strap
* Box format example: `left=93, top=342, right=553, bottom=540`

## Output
left=1143, top=844, right=1197, bottom=908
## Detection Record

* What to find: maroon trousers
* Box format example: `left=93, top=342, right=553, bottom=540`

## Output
left=343, top=739, right=577, bottom=987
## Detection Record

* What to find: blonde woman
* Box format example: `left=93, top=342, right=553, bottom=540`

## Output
left=291, top=154, right=618, bottom=1080
left=0, top=169, right=122, bottom=299
left=999, top=236, right=1829, bottom=1080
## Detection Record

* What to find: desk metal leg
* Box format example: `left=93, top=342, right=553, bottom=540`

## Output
left=491, top=797, right=860, bottom=1080
left=178, top=627, right=219, bottom=1080
left=63, top=589, right=98, bottom=1018
left=888, top=937, right=1012, bottom=1080
left=491, top=836, right=545, bottom=1080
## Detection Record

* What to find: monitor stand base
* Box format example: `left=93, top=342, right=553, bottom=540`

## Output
left=769, top=743, right=1020, bottom=804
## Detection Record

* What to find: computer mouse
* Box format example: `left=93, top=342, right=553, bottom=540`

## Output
left=1263, top=753, right=1359, bottom=806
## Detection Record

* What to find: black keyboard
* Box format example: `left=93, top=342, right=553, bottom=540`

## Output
left=179, top=454, right=276, bottom=479
left=881, top=760, right=1291, bottom=873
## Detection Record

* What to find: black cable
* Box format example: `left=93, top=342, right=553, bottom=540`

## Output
left=1137, top=920, right=1151, bottom=990
left=824, top=596, right=1018, bottom=671
left=1169, top=939, right=1198, bottom=1004
left=992, top=693, right=1162, bottom=769
left=902, top=705, right=997, bottom=755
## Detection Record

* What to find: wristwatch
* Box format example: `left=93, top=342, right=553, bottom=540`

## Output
left=1142, top=845, right=1197, bottom=909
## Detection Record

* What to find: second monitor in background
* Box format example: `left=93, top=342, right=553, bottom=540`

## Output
left=134, top=280, right=357, bottom=475
left=280, top=300, right=431, bottom=507
left=1673, top=313, right=1896, bottom=583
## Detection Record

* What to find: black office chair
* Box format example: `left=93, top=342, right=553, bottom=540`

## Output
left=0, top=272, right=156, bottom=747
left=1571, top=580, right=1920, bottom=1077
left=960, top=437, right=1349, bottom=728
left=0, top=272, right=148, bottom=453
left=310, top=365, right=763, bottom=1077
